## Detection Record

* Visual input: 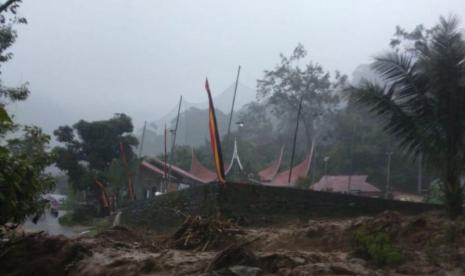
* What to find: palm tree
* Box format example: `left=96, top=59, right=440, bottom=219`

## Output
left=353, top=16, right=465, bottom=218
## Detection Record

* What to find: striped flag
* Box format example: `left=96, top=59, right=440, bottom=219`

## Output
left=205, top=78, right=226, bottom=185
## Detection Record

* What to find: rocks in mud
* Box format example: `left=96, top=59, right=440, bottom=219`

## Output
left=0, top=232, right=91, bottom=276
left=206, top=243, right=259, bottom=272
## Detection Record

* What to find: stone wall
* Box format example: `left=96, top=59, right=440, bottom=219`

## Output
left=121, top=182, right=439, bottom=231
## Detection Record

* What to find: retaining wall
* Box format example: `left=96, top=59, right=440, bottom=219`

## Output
left=121, top=182, right=439, bottom=231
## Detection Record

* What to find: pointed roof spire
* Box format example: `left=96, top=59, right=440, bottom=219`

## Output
left=225, top=138, right=243, bottom=175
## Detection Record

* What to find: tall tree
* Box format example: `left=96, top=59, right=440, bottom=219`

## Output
left=257, top=44, right=345, bottom=149
left=53, top=113, right=138, bottom=199
left=353, top=16, right=465, bottom=218
left=0, top=1, right=55, bottom=225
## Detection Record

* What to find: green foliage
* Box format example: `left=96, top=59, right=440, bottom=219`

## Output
left=352, top=16, right=465, bottom=218
left=0, top=2, right=55, bottom=224
left=53, top=113, right=139, bottom=200
left=352, top=230, right=403, bottom=267
left=104, top=157, right=139, bottom=203
left=310, top=104, right=433, bottom=192
left=60, top=189, right=79, bottom=211
left=58, top=204, right=98, bottom=226
left=88, top=217, right=112, bottom=235
left=0, top=123, right=55, bottom=225
left=257, top=43, right=346, bottom=148
left=425, top=179, right=445, bottom=204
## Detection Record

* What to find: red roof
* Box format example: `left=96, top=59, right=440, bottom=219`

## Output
left=258, top=146, right=283, bottom=182
left=140, top=161, right=165, bottom=175
left=148, top=158, right=209, bottom=184
left=190, top=150, right=217, bottom=183
left=269, top=154, right=312, bottom=187
left=311, top=175, right=380, bottom=193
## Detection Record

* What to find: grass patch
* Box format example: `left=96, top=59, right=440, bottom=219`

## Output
left=86, top=218, right=112, bottom=236
left=352, top=230, right=403, bottom=267
left=58, top=204, right=98, bottom=226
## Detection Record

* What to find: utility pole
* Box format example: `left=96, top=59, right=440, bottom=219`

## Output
left=227, top=66, right=241, bottom=139
left=385, top=151, right=393, bottom=199
left=288, top=94, right=305, bottom=184
left=168, top=96, right=183, bottom=183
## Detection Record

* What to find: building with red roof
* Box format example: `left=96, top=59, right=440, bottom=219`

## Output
left=310, top=175, right=381, bottom=197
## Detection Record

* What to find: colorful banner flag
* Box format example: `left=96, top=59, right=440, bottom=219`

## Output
left=205, top=78, right=226, bottom=185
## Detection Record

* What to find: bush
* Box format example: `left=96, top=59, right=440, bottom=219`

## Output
left=58, top=204, right=98, bottom=226
left=352, top=230, right=403, bottom=266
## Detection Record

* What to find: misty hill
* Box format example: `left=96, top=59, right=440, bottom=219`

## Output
left=153, top=82, right=256, bottom=133
left=140, top=107, right=239, bottom=157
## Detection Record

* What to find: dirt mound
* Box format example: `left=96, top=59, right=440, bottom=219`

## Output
left=0, top=232, right=90, bottom=276
left=95, top=226, right=140, bottom=243
left=171, top=215, right=244, bottom=251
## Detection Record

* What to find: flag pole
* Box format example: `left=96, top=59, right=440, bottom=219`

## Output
left=168, top=95, right=183, bottom=183
left=226, top=66, right=241, bottom=139
left=288, top=94, right=304, bottom=184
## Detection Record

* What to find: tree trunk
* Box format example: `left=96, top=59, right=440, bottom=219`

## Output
left=444, top=170, right=463, bottom=219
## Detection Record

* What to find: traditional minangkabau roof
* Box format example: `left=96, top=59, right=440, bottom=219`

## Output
left=140, top=160, right=165, bottom=175
left=143, top=158, right=209, bottom=184
left=225, top=138, right=244, bottom=175
left=190, top=149, right=217, bottom=183
left=268, top=142, right=315, bottom=187
left=258, top=146, right=284, bottom=182
left=311, top=175, right=380, bottom=193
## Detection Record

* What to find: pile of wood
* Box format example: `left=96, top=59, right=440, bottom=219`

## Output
left=171, top=215, right=244, bottom=251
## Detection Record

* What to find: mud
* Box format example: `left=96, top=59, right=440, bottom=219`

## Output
left=1, top=211, right=465, bottom=275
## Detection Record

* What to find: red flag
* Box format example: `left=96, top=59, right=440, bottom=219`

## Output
left=205, top=78, right=226, bottom=185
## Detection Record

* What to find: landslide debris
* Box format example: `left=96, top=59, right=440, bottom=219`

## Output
left=171, top=215, right=244, bottom=251
left=1, top=211, right=464, bottom=275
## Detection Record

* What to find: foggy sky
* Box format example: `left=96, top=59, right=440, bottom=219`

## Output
left=3, top=0, right=465, bottom=133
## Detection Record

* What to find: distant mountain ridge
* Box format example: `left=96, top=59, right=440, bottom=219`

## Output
left=153, top=82, right=256, bottom=132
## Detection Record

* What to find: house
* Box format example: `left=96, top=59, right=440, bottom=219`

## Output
left=310, top=175, right=381, bottom=197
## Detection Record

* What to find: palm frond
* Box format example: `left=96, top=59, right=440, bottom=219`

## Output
left=351, top=83, right=425, bottom=156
